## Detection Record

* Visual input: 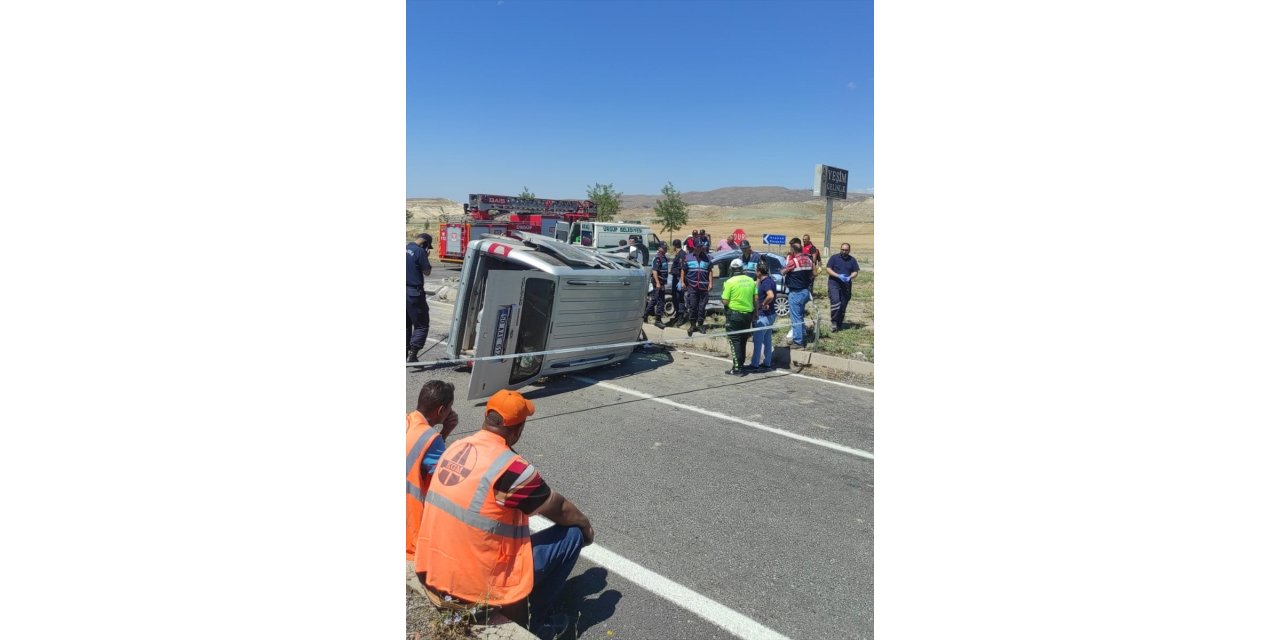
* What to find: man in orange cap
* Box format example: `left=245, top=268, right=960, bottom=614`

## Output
left=415, top=389, right=593, bottom=637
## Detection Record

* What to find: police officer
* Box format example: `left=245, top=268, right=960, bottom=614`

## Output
left=644, top=242, right=670, bottom=328
left=738, top=239, right=761, bottom=275
left=407, top=233, right=433, bottom=363
left=670, top=241, right=688, bottom=327
left=682, top=244, right=713, bottom=337
left=720, top=258, right=757, bottom=376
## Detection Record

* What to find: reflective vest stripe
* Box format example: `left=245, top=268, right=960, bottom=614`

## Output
left=406, top=426, right=441, bottom=477
left=469, top=450, right=516, bottom=512
left=406, top=480, right=427, bottom=502
left=424, top=491, right=531, bottom=539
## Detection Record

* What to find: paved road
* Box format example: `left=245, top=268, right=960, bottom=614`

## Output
left=407, top=300, right=873, bottom=640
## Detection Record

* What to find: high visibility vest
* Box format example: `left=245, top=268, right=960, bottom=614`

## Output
left=740, top=252, right=760, bottom=275
left=415, top=430, right=534, bottom=606
left=406, top=411, right=442, bottom=560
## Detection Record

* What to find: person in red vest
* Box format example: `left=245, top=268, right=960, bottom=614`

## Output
left=801, top=233, right=822, bottom=268
left=406, top=380, right=458, bottom=563
left=415, top=390, right=593, bottom=636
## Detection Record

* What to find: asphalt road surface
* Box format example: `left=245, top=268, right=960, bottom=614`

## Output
left=407, top=299, right=873, bottom=640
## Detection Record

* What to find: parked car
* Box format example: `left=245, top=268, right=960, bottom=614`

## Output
left=648, top=249, right=791, bottom=317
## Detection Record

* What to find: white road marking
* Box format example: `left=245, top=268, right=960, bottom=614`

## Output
left=675, top=348, right=874, bottom=393
left=529, top=516, right=792, bottom=640
left=571, top=376, right=874, bottom=460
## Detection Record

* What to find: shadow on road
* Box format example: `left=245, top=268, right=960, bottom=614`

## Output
left=557, top=567, right=621, bottom=638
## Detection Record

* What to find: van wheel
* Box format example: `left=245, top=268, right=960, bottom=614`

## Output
left=775, top=293, right=789, bottom=311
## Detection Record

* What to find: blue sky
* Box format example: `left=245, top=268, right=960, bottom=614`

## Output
left=407, top=0, right=873, bottom=200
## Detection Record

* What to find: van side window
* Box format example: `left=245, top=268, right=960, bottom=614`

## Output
left=510, top=278, right=555, bottom=384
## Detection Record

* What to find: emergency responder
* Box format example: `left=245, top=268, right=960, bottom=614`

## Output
left=406, top=380, right=458, bottom=563
left=721, top=258, right=757, bottom=376
left=670, top=242, right=688, bottom=327
left=827, top=242, right=860, bottom=331
left=682, top=244, right=713, bottom=336
left=415, top=390, right=593, bottom=636
left=782, top=237, right=816, bottom=347
left=803, top=235, right=824, bottom=275
left=644, top=242, right=670, bottom=328
left=407, top=233, right=433, bottom=363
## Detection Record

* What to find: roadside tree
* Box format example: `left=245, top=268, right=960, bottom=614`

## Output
left=519, top=186, right=536, bottom=199
left=653, top=181, right=688, bottom=241
left=586, top=182, right=622, bottom=222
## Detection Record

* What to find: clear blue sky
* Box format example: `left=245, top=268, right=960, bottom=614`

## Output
left=407, top=0, right=873, bottom=200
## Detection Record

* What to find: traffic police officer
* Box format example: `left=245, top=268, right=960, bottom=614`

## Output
left=407, top=233, right=433, bottom=363
left=721, top=258, right=757, bottom=376
left=644, top=242, right=670, bottom=328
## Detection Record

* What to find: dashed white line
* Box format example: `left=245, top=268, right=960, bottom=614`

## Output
left=571, top=375, right=874, bottom=460
left=529, top=515, right=792, bottom=640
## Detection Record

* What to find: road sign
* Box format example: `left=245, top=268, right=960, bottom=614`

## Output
left=813, top=164, right=849, bottom=200
left=763, top=233, right=787, bottom=245
left=732, top=228, right=746, bottom=244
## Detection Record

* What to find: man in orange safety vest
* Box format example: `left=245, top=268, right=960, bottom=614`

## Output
left=406, top=380, right=458, bottom=563
left=415, top=389, right=593, bottom=634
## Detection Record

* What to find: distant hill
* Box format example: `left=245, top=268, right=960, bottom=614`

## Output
left=406, top=187, right=874, bottom=225
left=621, top=186, right=871, bottom=209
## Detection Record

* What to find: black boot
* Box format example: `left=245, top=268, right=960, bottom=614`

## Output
left=407, top=349, right=420, bottom=364
left=697, top=324, right=708, bottom=334
left=654, top=318, right=666, bottom=329
left=687, top=324, right=695, bottom=337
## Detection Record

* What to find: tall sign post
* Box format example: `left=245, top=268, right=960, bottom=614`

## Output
left=813, top=164, right=849, bottom=258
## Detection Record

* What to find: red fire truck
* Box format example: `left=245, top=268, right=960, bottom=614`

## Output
left=438, top=194, right=597, bottom=263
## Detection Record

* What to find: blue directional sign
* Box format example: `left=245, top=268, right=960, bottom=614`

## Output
left=763, top=233, right=787, bottom=245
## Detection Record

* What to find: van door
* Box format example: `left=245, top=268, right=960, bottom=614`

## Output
left=466, top=270, right=558, bottom=400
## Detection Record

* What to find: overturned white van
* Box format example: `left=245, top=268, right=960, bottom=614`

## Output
left=447, top=232, right=649, bottom=400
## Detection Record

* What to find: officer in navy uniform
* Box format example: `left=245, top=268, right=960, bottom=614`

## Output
left=738, top=239, right=761, bottom=275
left=406, top=233, right=433, bottom=363
left=644, top=242, right=670, bottom=328
left=670, top=242, right=688, bottom=327
left=682, top=245, right=713, bottom=336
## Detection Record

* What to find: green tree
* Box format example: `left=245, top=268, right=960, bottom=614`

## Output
left=518, top=186, right=536, bottom=199
left=406, top=209, right=413, bottom=223
left=586, top=182, right=622, bottom=222
left=652, top=181, right=688, bottom=239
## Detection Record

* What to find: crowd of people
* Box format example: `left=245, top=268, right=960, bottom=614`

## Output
left=407, top=383, right=590, bottom=639
left=642, top=232, right=861, bottom=376
left=402, top=230, right=861, bottom=636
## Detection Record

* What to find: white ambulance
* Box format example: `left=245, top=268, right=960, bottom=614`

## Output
left=553, top=220, right=661, bottom=265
